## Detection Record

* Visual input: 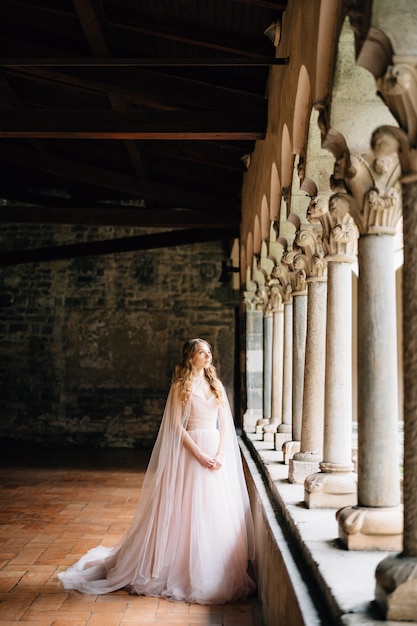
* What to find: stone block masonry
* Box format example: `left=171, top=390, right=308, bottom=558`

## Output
left=0, top=224, right=237, bottom=447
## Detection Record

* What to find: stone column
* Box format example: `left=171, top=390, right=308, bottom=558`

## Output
left=326, top=131, right=403, bottom=550
left=263, top=287, right=284, bottom=440
left=249, top=282, right=270, bottom=435
left=289, top=227, right=328, bottom=484
left=304, top=194, right=358, bottom=508
left=262, top=309, right=273, bottom=422
left=363, top=125, right=417, bottom=616
left=243, top=283, right=264, bottom=433
left=275, top=296, right=293, bottom=450
left=283, top=271, right=307, bottom=464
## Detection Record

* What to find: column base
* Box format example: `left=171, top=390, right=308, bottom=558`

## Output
left=304, top=469, right=357, bottom=509
left=375, top=553, right=417, bottom=621
left=275, top=431, right=292, bottom=451
left=336, top=505, right=403, bottom=551
left=262, top=420, right=279, bottom=441
left=243, top=410, right=263, bottom=434
left=283, top=440, right=300, bottom=465
left=288, top=452, right=321, bottom=484
left=255, top=417, right=270, bottom=435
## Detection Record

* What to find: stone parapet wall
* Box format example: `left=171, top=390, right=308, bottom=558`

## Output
left=0, top=224, right=237, bottom=447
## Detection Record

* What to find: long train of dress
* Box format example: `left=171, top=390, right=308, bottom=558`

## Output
left=58, top=386, right=256, bottom=604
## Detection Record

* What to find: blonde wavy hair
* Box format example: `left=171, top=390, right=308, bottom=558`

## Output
left=172, top=338, right=224, bottom=405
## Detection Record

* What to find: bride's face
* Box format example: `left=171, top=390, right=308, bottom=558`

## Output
left=191, top=342, right=212, bottom=371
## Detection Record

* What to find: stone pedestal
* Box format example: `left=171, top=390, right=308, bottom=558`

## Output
left=275, top=425, right=292, bottom=451
left=305, top=463, right=357, bottom=509
left=336, top=505, right=403, bottom=551
left=288, top=451, right=320, bottom=485
left=283, top=440, right=300, bottom=464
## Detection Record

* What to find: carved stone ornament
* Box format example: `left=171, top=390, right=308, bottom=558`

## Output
left=322, top=128, right=403, bottom=235
left=293, top=226, right=327, bottom=280
left=270, top=264, right=291, bottom=304
left=378, top=56, right=417, bottom=151
left=305, top=183, right=358, bottom=260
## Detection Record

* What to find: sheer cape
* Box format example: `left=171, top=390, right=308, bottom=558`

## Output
left=58, top=381, right=255, bottom=600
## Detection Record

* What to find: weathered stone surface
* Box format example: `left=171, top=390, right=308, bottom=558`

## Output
left=0, top=224, right=237, bottom=447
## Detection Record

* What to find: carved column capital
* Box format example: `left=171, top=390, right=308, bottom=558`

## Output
left=323, top=128, right=403, bottom=235
left=269, top=284, right=283, bottom=312
left=293, top=226, right=327, bottom=281
left=304, top=180, right=358, bottom=261
left=270, top=261, right=292, bottom=306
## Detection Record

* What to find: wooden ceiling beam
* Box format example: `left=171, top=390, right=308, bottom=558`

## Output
left=0, top=109, right=266, bottom=140
left=0, top=145, right=237, bottom=210
left=0, top=57, right=287, bottom=67
left=146, top=140, right=247, bottom=172
left=71, top=0, right=148, bottom=181
left=0, top=227, right=239, bottom=266
left=0, top=204, right=239, bottom=229
left=2, top=0, right=282, bottom=60
left=6, top=62, right=266, bottom=111
left=108, top=12, right=274, bottom=60
left=71, top=0, right=112, bottom=58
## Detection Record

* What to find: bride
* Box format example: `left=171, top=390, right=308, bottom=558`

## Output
left=58, top=338, right=256, bottom=605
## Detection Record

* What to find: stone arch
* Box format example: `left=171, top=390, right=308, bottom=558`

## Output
left=315, top=0, right=345, bottom=104
left=281, top=124, right=293, bottom=189
left=240, top=243, right=247, bottom=285
left=246, top=231, right=253, bottom=275
left=281, top=124, right=294, bottom=219
left=261, top=195, right=270, bottom=241
left=293, top=65, right=311, bottom=157
left=270, top=162, right=281, bottom=221
left=253, top=215, right=262, bottom=255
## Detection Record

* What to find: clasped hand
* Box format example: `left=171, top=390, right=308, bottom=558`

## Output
left=200, top=452, right=222, bottom=470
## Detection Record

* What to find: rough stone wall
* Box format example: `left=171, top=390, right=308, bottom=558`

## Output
left=0, top=224, right=237, bottom=448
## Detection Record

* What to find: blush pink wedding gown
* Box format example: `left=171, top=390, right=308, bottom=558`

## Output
left=58, top=382, right=256, bottom=604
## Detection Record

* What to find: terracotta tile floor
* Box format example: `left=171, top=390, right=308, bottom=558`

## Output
left=0, top=444, right=260, bottom=626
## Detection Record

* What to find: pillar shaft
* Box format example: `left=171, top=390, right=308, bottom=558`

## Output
left=337, top=232, right=402, bottom=550
left=305, top=261, right=357, bottom=508
left=283, top=292, right=307, bottom=464
left=280, top=301, right=293, bottom=429
left=243, top=308, right=263, bottom=432
left=323, top=261, right=353, bottom=466
left=289, top=280, right=327, bottom=483
left=270, top=306, right=284, bottom=422
left=357, top=234, right=400, bottom=507
left=263, top=312, right=273, bottom=421
left=292, top=294, right=307, bottom=441
left=299, top=279, right=327, bottom=455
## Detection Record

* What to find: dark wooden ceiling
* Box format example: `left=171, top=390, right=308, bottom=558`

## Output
left=0, top=0, right=288, bottom=253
